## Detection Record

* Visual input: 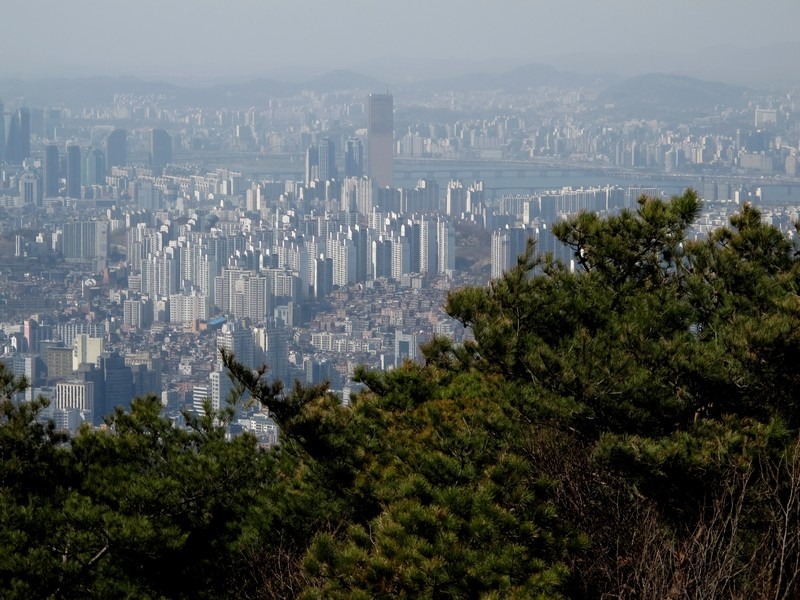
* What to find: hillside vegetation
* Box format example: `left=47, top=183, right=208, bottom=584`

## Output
left=4, top=190, right=800, bottom=598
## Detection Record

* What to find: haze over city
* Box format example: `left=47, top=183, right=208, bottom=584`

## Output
left=2, top=0, right=799, bottom=85
left=5, top=0, right=800, bottom=598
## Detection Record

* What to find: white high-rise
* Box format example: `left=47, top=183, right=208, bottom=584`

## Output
left=437, top=217, right=455, bottom=275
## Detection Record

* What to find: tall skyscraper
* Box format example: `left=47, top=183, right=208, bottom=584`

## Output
left=17, top=107, right=29, bottom=161
left=43, top=144, right=60, bottom=197
left=5, top=107, right=30, bottom=163
left=66, top=144, right=82, bottom=198
left=367, top=93, right=393, bottom=188
left=317, top=137, right=337, bottom=182
left=83, top=147, right=105, bottom=186
left=344, top=137, right=364, bottom=178
left=23, top=318, right=41, bottom=354
left=150, top=128, right=172, bottom=168
left=305, top=144, right=319, bottom=185
left=0, top=100, right=5, bottom=163
left=43, top=108, right=61, bottom=139
left=105, top=128, right=127, bottom=174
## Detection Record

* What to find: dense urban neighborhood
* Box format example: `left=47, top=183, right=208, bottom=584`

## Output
left=2, top=72, right=800, bottom=436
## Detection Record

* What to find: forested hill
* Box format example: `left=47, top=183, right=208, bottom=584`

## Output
left=4, top=190, right=800, bottom=598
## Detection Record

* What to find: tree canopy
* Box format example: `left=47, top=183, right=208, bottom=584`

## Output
left=3, top=189, right=800, bottom=598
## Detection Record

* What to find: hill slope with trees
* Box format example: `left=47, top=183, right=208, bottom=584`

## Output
left=3, top=190, right=800, bottom=598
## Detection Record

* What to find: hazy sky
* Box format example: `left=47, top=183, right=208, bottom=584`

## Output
left=3, top=0, right=799, bottom=81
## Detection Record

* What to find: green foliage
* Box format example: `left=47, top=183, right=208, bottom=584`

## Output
left=5, top=190, right=800, bottom=598
left=0, top=384, right=274, bottom=598
left=303, top=363, right=573, bottom=599
left=446, top=190, right=800, bottom=597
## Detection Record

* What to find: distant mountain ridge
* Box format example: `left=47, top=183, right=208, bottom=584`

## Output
left=0, top=67, right=750, bottom=111
left=594, top=73, right=750, bottom=118
left=408, top=63, right=604, bottom=93
left=0, top=71, right=388, bottom=108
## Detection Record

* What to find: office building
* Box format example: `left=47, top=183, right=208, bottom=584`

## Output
left=305, top=144, right=319, bottom=185
left=394, top=330, right=418, bottom=367
left=83, top=147, right=105, bottom=186
left=43, top=144, right=60, bottom=197
left=23, top=319, right=42, bottom=354
left=18, top=171, right=42, bottom=206
left=66, top=143, right=82, bottom=198
left=99, top=352, right=133, bottom=418
left=0, top=100, right=5, bottom=163
left=72, top=334, right=104, bottom=371
left=105, top=128, right=127, bottom=173
left=44, top=344, right=73, bottom=380
left=367, top=93, right=393, bottom=187
left=150, top=128, right=172, bottom=168
left=5, top=107, right=30, bottom=163
left=131, top=363, right=160, bottom=400
left=318, top=137, right=337, bottom=182
left=55, top=381, right=94, bottom=424
left=344, top=137, right=364, bottom=178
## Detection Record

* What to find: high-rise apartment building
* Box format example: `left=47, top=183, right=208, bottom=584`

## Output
left=255, top=320, right=288, bottom=385
left=367, top=93, right=393, bottom=188
left=491, top=227, right=530, bottom=279
left=437, top=217, right=456, bottom=274
left=217, top=322, right=256, bottom=370
left=62, top=220, right=109, bottom=262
